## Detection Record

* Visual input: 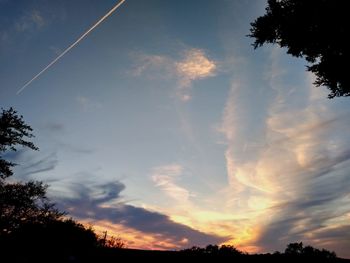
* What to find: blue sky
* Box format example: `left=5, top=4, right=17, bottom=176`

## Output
left=1, top=0, right=350, bottom=257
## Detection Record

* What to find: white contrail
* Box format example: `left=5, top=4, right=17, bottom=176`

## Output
left=17, top=0, right=126, bottom=95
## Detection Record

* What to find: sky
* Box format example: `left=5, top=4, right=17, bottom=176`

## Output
left=1, top=0, right=350, bottom=258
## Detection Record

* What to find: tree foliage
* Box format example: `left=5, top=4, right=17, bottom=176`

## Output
left=0, top=107, right=38, bottom=179
left=249, top=0, right=349, bottom=98
left=285, top=242, right=336, bottom=259
left=0, top=181, right=64, bottom=235
left=181, top=243, right=336, bottom=260
left=182, top=244, right=242, bottom=256
left=6, top=219, right=98, bottom=258
left=99, top=232, right=126, bottom=249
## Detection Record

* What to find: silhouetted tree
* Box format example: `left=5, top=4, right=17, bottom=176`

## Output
left=284, top=242, right=336, bottom=259
left=98, top=231, right=126, bottom=249
left=249, top=0, right=349, bottom=98
left=319, top=248, right=337, bottom=259
left=7, top=219, right=98, bottom=254
left=182, top=244, right=243, bottom=257
left=104, top=236, right=126, bottom=249
left=0, top=107, right=38, bottom=179
left=205, top=244, right=219, bottom=254
left=302, top=245, right=316, bottom=256
left=219, top=245, right=242, bottom=256
left=0, top=181, right=63, bottom=236
left=285, top=242, right=304, bottom=255
left=182, top=246, right=205, bottom=255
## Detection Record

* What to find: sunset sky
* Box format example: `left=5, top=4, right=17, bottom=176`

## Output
left=1, top=0, right=350, bottom=258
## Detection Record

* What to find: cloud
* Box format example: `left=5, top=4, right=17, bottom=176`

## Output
left=20, top=153, right=58, bottom=177
left=59, top=142, right=95, bottom=155
left=131, top=48, right=217, bottom=101
left=39, top=121, right=95, bottom=154
left=3, top=148, right=58, bottom=181
left=76, top=96, right=102, bottom=111
left=131, top=54, right=173, bottom=78
left=57, top=181, right=227, bottom=249
left=175, top=49, right=217, bottom=101
left=0, top=7, right=57, bottom=53
left=43, top=122, right=65, bottom=133
left=15, top=10, right=46, bottom=32
left=219, top=47, right=350, bottom=257
left=151, top=164, right=192, bottom=203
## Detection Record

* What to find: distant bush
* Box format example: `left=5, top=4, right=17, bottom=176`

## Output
left=98, top=231, right=126, bottom=249
left=182, top=244, right=243, bottom=256
left=181, top=242, right=337, bottom=260
left=285, top=242, right=336, bottom=259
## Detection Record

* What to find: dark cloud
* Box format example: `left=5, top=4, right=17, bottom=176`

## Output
left=2, top=148, right=27, bottom=162
left=57, top=182, right=227, bottom=248
left=314, top=225, right=350, bottom=240
left=301, top=149, right=350, bottom=179
left=58, top=142, right=95, bottom=154
left=3, top=148, right=58, bottom=181
left=43, top=122, right=65, bottom=132
left=20, top=152, right=58, bottom=177
left=41, top=122, right=94, bottom=154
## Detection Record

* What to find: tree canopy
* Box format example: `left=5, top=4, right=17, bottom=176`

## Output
left=0, top=107, right=38, bottom=179
left=249, top=0, right=349, bottom=98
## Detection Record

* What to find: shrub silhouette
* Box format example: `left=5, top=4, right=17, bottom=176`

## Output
left=285, top=242, right=304, bottom=255
left=5, top=219, right=98, bottom=257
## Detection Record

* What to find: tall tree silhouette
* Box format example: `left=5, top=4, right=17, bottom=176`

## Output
left=249, top=0, right=349, bottom=98
left=0, top=107, right=38, bottom=179
left=0, top=107, right=62, bottom=236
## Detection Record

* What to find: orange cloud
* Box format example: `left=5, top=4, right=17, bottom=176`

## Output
left=175, top=49, right=217, bottom=101
left=131, top=48, right=217, bottom=101
left=175, top=49, right=217, bottom=86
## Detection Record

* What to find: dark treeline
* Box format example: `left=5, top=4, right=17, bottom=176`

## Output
left=56, top=243, right=348, bottom=263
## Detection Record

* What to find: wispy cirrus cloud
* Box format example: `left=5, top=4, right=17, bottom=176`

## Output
left=76, top=95, right=102, bottom=111
left=15, top=10, right=46, bottom=32
left=43, top=122, right=65, bottom=133
left=4, top=148, right=58, bottom=181
left=131, top=54, right=173, bottom=78
left=0, top=9, right=47, bottom=52
left=151, top=164, right=192, bottom=204
left=131, top=48, right=217, bottom=101
left=219, top=47, right=350, bottom=257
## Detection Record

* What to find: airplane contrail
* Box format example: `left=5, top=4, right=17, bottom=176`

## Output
left=17, top=0, right=126, bottom=95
